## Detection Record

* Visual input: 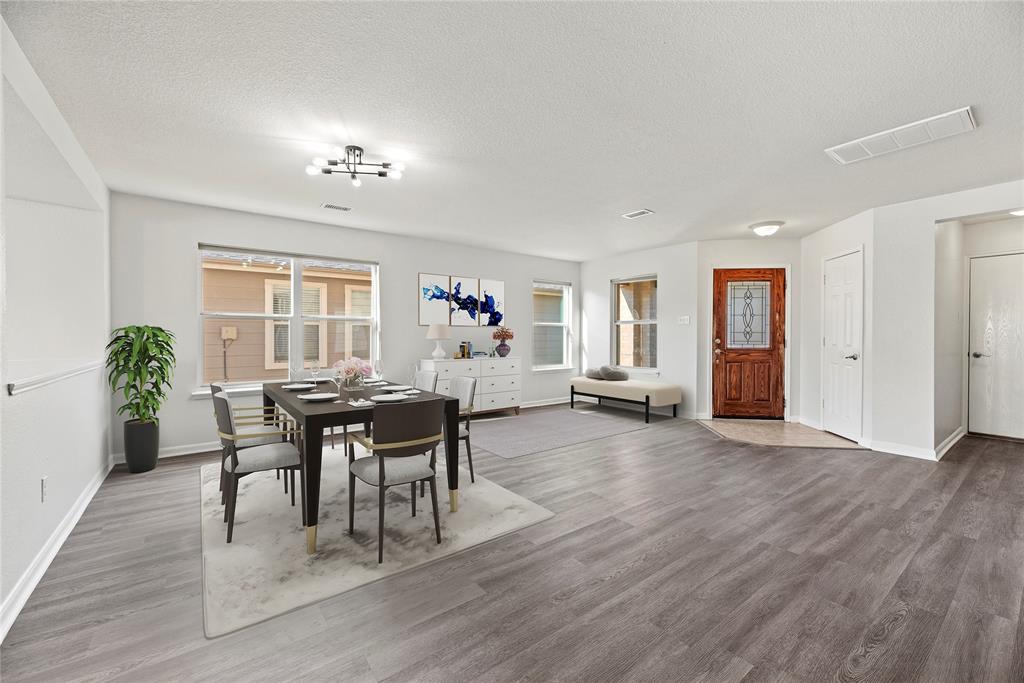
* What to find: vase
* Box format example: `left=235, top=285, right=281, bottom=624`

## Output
left=344, top=376, right=364, bottom=390
left=496, top=342, right=511, bottom=357
left=123, top=419, right=159, bottom=473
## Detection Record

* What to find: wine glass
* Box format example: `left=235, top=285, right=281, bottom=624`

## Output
left=332, top=368, right=344, bottom=395
left=311, top=360, right=321, bottom=383
left=290, top=364, right=302, bottom=383
left=373, top=359, right=384, bottom=382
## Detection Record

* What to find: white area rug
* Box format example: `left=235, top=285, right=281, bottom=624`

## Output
left=200, top=451, right=552, bottom=637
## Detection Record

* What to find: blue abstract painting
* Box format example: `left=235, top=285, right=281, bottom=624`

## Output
left=450, top=277, right=479, bottom=326
left=480, top=278, right=504, bottom=326
left=418, top=273, right=450, bottom=325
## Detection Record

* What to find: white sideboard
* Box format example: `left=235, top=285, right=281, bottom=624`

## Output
left=418, top=357, right=521, bottom=415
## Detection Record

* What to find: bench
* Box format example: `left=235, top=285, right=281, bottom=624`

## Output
left=570, top=376, right=682, bottom=423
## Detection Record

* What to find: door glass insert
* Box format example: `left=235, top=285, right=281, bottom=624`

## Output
left=727, top=281, right=771, bottom=349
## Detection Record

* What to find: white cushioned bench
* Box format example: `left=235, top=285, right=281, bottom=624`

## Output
left=570, top=376, right=682, bottom=423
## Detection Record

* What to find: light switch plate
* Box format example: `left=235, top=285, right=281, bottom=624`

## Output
left=678, top=316, right=690, bottom=325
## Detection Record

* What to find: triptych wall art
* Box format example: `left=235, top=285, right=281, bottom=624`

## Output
left=418, top=273, right=505, bottom=326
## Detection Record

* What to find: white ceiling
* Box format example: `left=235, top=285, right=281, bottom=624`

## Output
left=3, top=2, right=1022, bottom=261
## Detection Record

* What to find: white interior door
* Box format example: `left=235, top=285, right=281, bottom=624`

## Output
left=823, top=250, right=863, bottom=441
left=968, top=253, right=1024, bottom=439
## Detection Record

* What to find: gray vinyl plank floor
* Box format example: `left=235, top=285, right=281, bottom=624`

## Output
left=3, top=407, right=1024, bottom=682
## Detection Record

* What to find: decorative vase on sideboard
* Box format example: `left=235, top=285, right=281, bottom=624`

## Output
left=496, top=342, right=511, bottom=357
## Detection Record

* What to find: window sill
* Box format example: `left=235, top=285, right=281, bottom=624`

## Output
left=532, top=365, right=577, bottom=374
left=614, top=367, right=661, bottom=377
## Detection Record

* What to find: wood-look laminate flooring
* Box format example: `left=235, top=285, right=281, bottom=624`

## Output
left=3, top=411, right=1024, bottom=682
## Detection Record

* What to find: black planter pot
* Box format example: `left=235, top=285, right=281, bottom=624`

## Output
left=124, top=419, right=159, bottom=473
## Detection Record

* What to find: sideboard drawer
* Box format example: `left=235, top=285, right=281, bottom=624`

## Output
left=435, top=379, right=451, bottom=396
left=480, top=390, right=520, bottom=410
left=436, top=360, right=480, bottom=379
left=481, top=358, right=519, bottom=376
left=481, top=374, right=518, bottom=393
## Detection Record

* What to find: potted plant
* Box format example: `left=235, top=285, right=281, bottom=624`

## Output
left=106, top=325, right=176, bottom=473
left=492, top=326, right=514, bottom=357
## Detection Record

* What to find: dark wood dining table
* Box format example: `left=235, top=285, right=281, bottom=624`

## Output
left=262, top=380, right=461, bottom=553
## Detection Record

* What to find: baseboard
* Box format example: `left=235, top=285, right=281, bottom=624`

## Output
left=110, top=439, right=221, bottom=463
left=865, top=439, right=937, bottom=461
left=520, top=396, right=570, bottom=409
left=1, top=462, right=112, bottom=643
left=934, top=427, right=967, bottom=461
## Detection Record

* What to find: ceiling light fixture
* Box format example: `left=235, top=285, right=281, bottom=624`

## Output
left=1010, top=209, right=1024, bottom=217
left=749, top=221, right=784, bottom=237
left=304, top=145, right=403, bottom=187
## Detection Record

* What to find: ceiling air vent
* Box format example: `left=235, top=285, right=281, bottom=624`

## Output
left=321, top=203, right=352, bottom=212
left=622, top=208, right=655, bottom=220
left=825, top=106, right=976, bottom=165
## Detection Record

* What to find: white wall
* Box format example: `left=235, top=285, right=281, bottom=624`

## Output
left=964, top=216, right=1024, bottom=255
left=799, top=209, right=874, bottom=434
left=580, top=242, right=699, bottom=416
left=695, top=239, right=801, bottom=419
left=934, top=219, right=965, bottom=447
left=1, top=21, right=111, bottom=641
left=109, top=192, right=581, bottom=456
left=871, top=180, right=1024, bottom=456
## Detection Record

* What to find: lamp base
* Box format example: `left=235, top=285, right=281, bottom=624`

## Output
left=431, top=341, right=446, bottom=360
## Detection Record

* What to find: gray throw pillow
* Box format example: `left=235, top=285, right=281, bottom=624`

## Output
left=584, top=367, right=604, bottom=380
left=599, top=366, right=629, bottom=381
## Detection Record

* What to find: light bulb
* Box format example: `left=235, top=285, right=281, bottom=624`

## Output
left=351, top=177, right=362, bottom=188
left=305, top=165, right=320, bottom=176
left=392, top=162, right=406, bottom=172
left=334, top=146, right=346, bottom=158
left=390, top=170, right=403, bottom=180
left=312, top=157, right=327, bottom=167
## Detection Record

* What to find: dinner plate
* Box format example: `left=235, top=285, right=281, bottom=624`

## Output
left=282, top=383, right=316, bottom=391
left=297, top=392, right=340, bottom=401
left=370, top=393, right=408, bottom=402
left=383, top=385, right=413, bottom=392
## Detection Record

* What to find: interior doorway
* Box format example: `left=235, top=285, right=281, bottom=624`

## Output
left=968, top=251, right=1024, bottom=440
left=712, top=268, right=786, bottom=418
left=822, top=249, right=864, bottom=442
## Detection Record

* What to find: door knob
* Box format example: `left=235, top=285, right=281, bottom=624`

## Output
left=714, top=349, right=722, bottom=355
left=971, top=351, right=991, bottom=358
left=714, top=338, right=721, bottom=345
left=844, top=353, right=859, bottom=360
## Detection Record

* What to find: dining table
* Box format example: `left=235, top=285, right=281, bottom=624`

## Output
left=262, top=380, right=461, bottom=553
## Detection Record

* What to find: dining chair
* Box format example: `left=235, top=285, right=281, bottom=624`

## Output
left=213, top=391, right=303, bottom=543
left=210, top=382, right=296, bottom=499
left=347, top=399, right=445, bottom=563
left=420, top=375, right=476, bottom=500
left=413, top=370, right=438, bottom=392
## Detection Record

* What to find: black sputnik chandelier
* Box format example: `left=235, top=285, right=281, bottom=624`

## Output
left=305, top=145, right=404, bottom=187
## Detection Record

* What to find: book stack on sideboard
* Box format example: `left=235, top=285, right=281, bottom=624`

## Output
left=418, top=357, right=520, bottom=415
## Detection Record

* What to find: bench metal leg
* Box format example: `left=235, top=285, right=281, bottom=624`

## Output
left=673, top=404, right=677, bottom=418
left=645, top=396, right=650, bottom=424
left=570, top=386, right=575, bottom=409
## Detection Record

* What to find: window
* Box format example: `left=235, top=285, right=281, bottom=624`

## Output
left=199, top=247, right=377, bottom=384
left=613, top=277, right=657, bottom=368
left=532, top=281, right=572, bottom=369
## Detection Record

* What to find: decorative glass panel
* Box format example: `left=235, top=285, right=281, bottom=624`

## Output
left=727, top=281, right=771, bottom=349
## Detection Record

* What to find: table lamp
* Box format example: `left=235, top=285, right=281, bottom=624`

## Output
left=426, top=324, right=451, bottom=359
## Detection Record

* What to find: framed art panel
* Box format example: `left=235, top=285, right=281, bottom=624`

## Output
left=418, top=273, right=451, bottom=326
left=450, top=276, right=480, bottom=326
left=480, top=278, right=505, bottom=326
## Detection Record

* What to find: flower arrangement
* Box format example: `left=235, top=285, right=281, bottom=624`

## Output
left=333, top=356, right=373, bottom=379
left=492, top=326, right=514, bottom=342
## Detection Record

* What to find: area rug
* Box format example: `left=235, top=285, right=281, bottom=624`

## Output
left=200, top=451, right=552, bottom=637
left=468, top=405, right=651, bottom=459
left=697, top=419, right=865, bottom=449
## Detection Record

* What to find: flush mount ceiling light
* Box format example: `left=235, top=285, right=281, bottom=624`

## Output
left=824, top=106, right=976, bottom=165
left=749, top=221, right=784, bottom=237
left=305, top=145, right=404, bottom=187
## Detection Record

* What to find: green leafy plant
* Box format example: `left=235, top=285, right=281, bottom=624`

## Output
left=105, top=325, right=176, bottom=424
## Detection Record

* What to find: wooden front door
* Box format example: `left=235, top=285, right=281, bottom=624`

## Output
left=712, top=268, right=785, bottom=418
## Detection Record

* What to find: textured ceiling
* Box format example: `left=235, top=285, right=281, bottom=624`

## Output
left=3, top=1, right=1022, bottom=260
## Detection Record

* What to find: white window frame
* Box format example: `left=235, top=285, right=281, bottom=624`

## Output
left=197, top=245, right=379, bottom=389
left=611, top=275, right=658, bottom=371
left=263, top=280, right=327, bottom=370
left=531, top=280, right=573, bottom=371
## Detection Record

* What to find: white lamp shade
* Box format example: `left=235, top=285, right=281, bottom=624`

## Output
left=426, top=324, right=451, bottom=340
